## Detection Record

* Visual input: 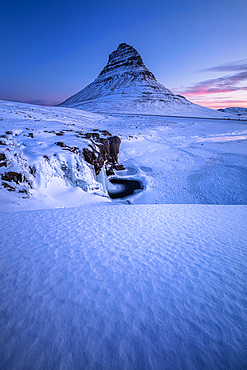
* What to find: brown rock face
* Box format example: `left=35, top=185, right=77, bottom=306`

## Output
left=83, top=133, right=123, bottom=176
left=98, top=138, right=110, bottom=161
left=83, top=147, right=104, bottom=176
left=1, top=172, right=23, bottom=184
left=108, top=136, right=121, bottom=164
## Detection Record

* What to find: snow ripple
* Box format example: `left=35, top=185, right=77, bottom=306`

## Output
left=0, top=205, right=246, bottom=369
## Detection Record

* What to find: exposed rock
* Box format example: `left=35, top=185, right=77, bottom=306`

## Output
left=2, top=172, right=23, bottom=184
left=18, top=189, right=28, bottom=194
left=2, top=182, right=16, bottom=191
left=55, top=141, right=66, bottom=147
left=114, top=164, right=125, bottom=171
left=84, top=132, right=100, bottom=141
left=0, top=152, right=7, bottom=167
left=82, top=133, right=123, bottom=176
left=0, top=153, right=6, bottom=161
left=64, top=146, right=78, bottom=153
left=109, top=136, right=121, bottom=164
left=82, top=147, right=104, bottom=176
left=75, top=130, right=84, bottom=137
left=29, top=166, right=36, bottom=176
left=82, top=148, right=95, bottom=165
left=55, top=141, right=78, bottom=153
left=100, top=130, right=111, bottom=136
left=106, top=166, right=115, bottom=176
left=98, top=138, right=110, bottom=160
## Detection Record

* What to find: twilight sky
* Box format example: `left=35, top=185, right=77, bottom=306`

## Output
left=1, top=0, right=246, bottom=109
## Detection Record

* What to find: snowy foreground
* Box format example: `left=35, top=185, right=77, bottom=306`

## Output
left=0, top=100, right=247, bottom=369
left=1, top=204, right=246, bottom=369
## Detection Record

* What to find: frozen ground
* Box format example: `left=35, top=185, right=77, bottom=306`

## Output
left=106, top=113, right=247, bottom=205
left=0, top=100, right=247, bottom=369
left=0, top=204, right=246, bottom=369
left=0, top=100, right=247, bottom=210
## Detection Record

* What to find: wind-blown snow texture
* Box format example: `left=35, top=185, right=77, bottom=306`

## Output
left=60, top=43, right=224, bottom=117
left=0, top=204, right=246, bottom=369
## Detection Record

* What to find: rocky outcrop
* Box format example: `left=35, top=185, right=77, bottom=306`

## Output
left=1, top=171, right=27, bottom=184
left=108, top=136, right=121, bottom=164
left=82, top=133, right=123, bottom=176
left=1, top=171, right=31, bottom=193
left=0, top=153, right=7, bottom=167
left=55, top=141, right=78, bottom=153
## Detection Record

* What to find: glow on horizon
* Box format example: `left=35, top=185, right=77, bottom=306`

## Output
left=182, top=90, right=247, bottom=109
left=195, top=101, right=247, bottom=110
left=1, top=1, right=247, bottom=110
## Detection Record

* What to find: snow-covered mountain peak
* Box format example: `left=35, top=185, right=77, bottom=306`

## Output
left=98, top=42, right=156, bottom=82
left=60, top=44, right=225, bottom=117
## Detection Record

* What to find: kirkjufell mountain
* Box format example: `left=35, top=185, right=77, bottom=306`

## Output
left=60, top=43, right=222, bottom=117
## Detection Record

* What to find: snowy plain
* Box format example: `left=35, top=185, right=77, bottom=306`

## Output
left=0, top=99, right=247, bottom=369
left=1, top=205, right=246, bottom=369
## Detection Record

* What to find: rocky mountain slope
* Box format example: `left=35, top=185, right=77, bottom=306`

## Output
left=60, top=43, right=223, bottom=117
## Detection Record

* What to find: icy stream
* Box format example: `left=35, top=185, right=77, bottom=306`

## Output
left=108, top=178, right=143, bottom=199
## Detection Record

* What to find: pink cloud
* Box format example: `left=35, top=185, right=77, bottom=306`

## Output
left=174, top=59, right=247, bottom=108
left=179, top=71, right=247, bottom=96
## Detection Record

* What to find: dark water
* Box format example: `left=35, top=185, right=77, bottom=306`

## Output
left=108, top=178, right=143, bottom=199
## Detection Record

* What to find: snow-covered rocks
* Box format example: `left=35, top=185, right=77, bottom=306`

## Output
left=0, top=101, right=115, bottom=210
left=82, top=133, right=122, bottom=175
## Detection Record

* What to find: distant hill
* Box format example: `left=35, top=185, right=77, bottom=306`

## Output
left=218, top=107, right=247, bottom=116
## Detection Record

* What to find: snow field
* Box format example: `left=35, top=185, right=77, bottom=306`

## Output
left=0, top=204, right=246, bottom=369
left=1, top=100, right=247, bottom=209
